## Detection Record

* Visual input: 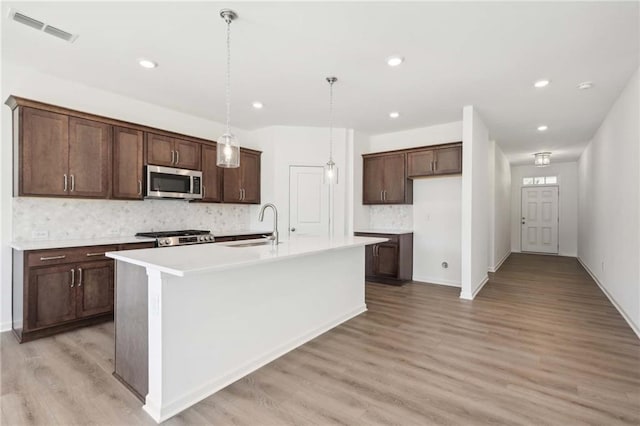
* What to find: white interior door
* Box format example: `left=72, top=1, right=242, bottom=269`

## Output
left=521, top=186, right=559, bottom=254
left=289, top=166, right=328, bottom=236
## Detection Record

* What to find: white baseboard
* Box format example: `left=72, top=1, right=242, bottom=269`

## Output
left=488, top=250, right=511, bottom=273
left=0, top=321, right=12, bottom=333
left=577, top=257, right=640, bottom=340
left=412, top=276, right=461, bottom=288
left=459, top=275, right=489, bottom=300
left=144, top=305, right=367, bottom=423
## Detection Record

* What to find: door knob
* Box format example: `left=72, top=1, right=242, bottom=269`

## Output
left=290, top=227, right=296, bottom=232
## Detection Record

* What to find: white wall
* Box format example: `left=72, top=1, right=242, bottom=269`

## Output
left=510, top=162, right=578, bottom=256
left=461, top=106, right=490, bottom=299
left=578, top=69, right=639, bottom=336
left=367, top=121, right=464, bottom=286
left=0, top=61, right=261, bottom=331
left=488, top=141, right=512, bottom=272
left=247, top=125, right=351, bottom=238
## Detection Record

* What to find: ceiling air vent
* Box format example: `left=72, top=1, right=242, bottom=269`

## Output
left=43, top=25, right=76, bottom=42
left=11, top=11, right=44, bottom=30
left=8, top=8, right=78, bottom=43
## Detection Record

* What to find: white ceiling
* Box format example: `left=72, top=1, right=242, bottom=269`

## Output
left=2, top=2, right=638, bottom=164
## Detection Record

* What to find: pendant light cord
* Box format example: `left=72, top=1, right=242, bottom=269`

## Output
left=329, top=79, right=334, bottom=161
left=225, top=16, right=232, bottom=136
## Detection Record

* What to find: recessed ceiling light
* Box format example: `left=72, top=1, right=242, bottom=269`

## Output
left=138, top=59, right=157, bottom=69
left=534, top=79, right=550, bottom=88
left=578, top=81, right=594, bottom=90
left=252, top=101, right=263, bottom=109
left=537, top=125, right=548, bottom=132
left=386, top=56, right=404, bottom=67
left=389, top=112, right=400, bottom=119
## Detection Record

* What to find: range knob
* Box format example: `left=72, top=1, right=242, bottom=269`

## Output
left=199, top=236, right=205, bottom=241
left=162, top=239, right=171, bottom=246
left=208, top=235, right=214, bottom=241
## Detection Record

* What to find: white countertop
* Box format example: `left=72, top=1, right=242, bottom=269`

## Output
left=107, top=235, right=387, bottom=277
left=10, top=236, right=157, bottom=251
left=212, top=229, right=271, bottom=237
left=354, top=229, right=413, bottom=235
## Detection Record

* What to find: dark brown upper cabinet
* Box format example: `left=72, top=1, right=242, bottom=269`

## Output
left=363, top=152, right=412, bottom=204
left=223, top=149, right=261, bottom=204
left=407, top=143, right=462, bottom=178
left=113, top=126, right=144, bottom=200
left=146, top=133, right=201, bottom=170
left=200, top=144, right=223, bottom=202
left=17, top=107, right=111, bottom=198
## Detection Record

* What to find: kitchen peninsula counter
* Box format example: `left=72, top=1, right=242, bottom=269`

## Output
left=106, top=235, right=385, bottom=423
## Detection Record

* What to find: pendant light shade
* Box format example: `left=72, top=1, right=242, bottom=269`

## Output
left=324, top=76, right=338, bottom=184
left=217, top=8, right=240, bottom=168
left=534, top=152, right=551, bottom=167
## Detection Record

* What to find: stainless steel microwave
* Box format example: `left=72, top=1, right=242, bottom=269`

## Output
left=145, top=165, right=203, bottom=200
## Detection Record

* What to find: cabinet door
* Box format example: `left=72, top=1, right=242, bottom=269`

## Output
left=364, top=244, right=375, bottom=278
left=113, top=126, right=143, bottom=199
left=27, top=265, right=76, bottom=330
left=69, top=117, right=111, bottom=198
left=201, top=145, right=222, bottom=202
left=374, top=243, right=399, bottom=278
left=21, top=107, right=69, bottom=196
left=240, top=151, right=261, bottom=204
left=222, top=163, right=243, bottom=203
left=434, top=145, right=462, bottom=175
left=407, top=149, right=435, bottom=177
left=174, top=138, right=201, bottom=170
left=363, top=156, right=385, bottom=204
left=146, top=133, right=174, bottom=167
left=382, top=153, right=407, bottom=203
left=76, top=260, right=114, bottom=318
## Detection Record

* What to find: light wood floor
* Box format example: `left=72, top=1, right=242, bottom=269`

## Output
left=2, top=253, right=639, bottom=425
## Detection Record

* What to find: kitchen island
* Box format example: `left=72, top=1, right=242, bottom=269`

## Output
left=106, top=235, right=385, bottom=423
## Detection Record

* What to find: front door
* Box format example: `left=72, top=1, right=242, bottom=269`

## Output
left=521, top=186, right=559, bottom=254
left=289, top=166, right=328, bottom=236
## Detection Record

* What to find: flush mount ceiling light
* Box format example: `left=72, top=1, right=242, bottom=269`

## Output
left=533, top=79, right=550, bottom=88
left=578, top=81, right=594, bottom=90
left=386, top=56, right=404, bottom=67
left=216, top=8, right=240, bottom=168
left=138, top=59, right=158, bottom=69
left=537, top=125, right=548, bottom=132
left=252, top=101, right=263, bottom=109
left=534, top=152, right=551, bottom=167
left=324, top=76, right=338, bottom=185
left=8, top=8, right=78, bottom=43
left=389, top=112, right=400, bottom=119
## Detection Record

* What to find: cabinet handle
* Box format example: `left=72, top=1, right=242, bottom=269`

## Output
left=430, top=161, right=434, bottom=172
left=70, top=268, right=75, bottom=287
left=380, top=191, right=384, bottom=201
left=239, top=189, right=243, bottom=201
left=242, top=188, right=246, bottom=201
left=175, top=150, right=180, bottom=165
left=40, top=255, right=66, bottom=261
left=70, top=174, right=75, bottom=192
left=202, top=185, right=206, bottom=199
left=86, top=252, right=105, bottom=257
left=383, top=191, right=387, bottom=201
left=63, top=174, right=68, bottom=192
left=170, top=150, right=175, bottom=164
left=434, top=160, right=437, bottom=171
left=78, top=268, right=83, bottom=287
left=138, top=179, right=142, bottom=196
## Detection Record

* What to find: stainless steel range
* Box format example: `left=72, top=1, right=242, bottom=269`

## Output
left=136, top=230, right=215, bottom=247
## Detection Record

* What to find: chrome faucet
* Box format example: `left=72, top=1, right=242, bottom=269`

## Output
left=258, top=203, right=279, bottom=245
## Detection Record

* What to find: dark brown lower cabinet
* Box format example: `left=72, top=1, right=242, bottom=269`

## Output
left=356, top=232, right=413, bottom=285
left=13, top=241, right=154, bottom=343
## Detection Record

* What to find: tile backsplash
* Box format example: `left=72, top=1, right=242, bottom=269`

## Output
left=369, top=205, right=413, bottom=230
left=12, top=197, right=250, bottom=241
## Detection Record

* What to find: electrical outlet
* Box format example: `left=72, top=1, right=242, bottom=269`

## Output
left=31, top=230, right=48, bottom=240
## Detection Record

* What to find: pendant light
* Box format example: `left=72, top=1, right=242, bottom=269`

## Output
left=534, top=152, right=551, bottom=167
left=217, top=9, right=240, bottom=168
left=324, top=76, right=338, bottom=184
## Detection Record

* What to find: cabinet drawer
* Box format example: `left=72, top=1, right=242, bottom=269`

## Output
left=27, top=245, right=118, bottom=267
left=118, top=242, right=156, bottom=251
